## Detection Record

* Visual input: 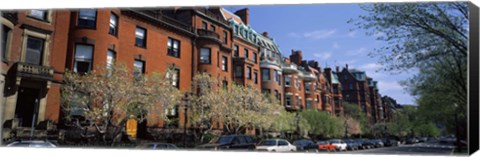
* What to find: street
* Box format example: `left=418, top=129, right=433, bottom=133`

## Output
left=334, top=140, right=455, bottom=155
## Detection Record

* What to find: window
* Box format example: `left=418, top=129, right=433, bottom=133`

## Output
left=262, top=69, right=270, bottom=81
left=274, top=70, right=281, bottom=85
left=133, top=60, right=145, bottom=79
left=234, top=45, right=239, bottom=57
left=74, top=44, right=93, bottom=73
left=221, top=56, right=227, bottom=71
left=222, top=80, right=228, bottom=90
left=210, top=25, right=215, bottom=32
left=306, top=100, right=312, bottom=109
left=223, top=31, right=227, bottom=44
left=286, top=95, right=292, bottom=106
left=246, top=67, right=251, bottom=79
left=234, top=25, right=238, bottom=34
left=202, top=21, right=207, bottom=30
left=244, top=48, right=249, bottom=58
left=254, top=71, right=258, bottom=84
left=285, top=76, right=291, bottom=86
left=235, top=66, right=242, bottom=77
left=305, top=83, right=311, bottom=93
left=167, top=69, right=180, bottom=88
left=262, top=89, right=270, bottom=95
left=106, top=50, right=115, bottom=69
left=200, top=48, right=211, bottom=64
left=344, top=75, right=348, bottom=80
left=2, top=26, right=11, bottom=60
left=253, top=52, right=257, bottom=63
left=135, top=27, right=146, bottom=48
left=29, top=10, right=48, bottom=21
left=78, top=9, right=96, bottom=28
left=167, top=37, right=180, bottom=57
left=25, top=36, right=45, bottom=65
left=109, top=13, right=118, bottom=35
left=349, top=83, right=353, bottom=90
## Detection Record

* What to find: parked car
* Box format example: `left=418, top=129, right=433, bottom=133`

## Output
left=6, top=140, right=57, bottom=148
left=371, top=139, right=384, bottom=148
left=136, top=143, right=178, bottom=150
left=405, top=137, right=418, bottom=144
left=418, top=137, right=428, bottom=143
left=316, top=140, right=336, bottom=152
left=329, top=139, right=347, bottom=151
left=382, top=138, right=398, bottom=147
left=343, top=139, right=360, bottom=150
left=354, top=139, right=368, bottom=149
left=255, top=139, right=297, bottom=152
left=196, top=134, right=256, bottom=150
left=363, top=139, right=376, bottom=149
left=292, top=139, right=318, bottom=152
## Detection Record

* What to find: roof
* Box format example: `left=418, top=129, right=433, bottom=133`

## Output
left=348, top=69, right=367, bottom=81
left=219, top=8, right=244, bottom=24
left=332, top=73, right=340, bottom=84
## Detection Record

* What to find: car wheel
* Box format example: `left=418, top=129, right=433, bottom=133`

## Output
left=272, top=150, right=275, bottom=152
left=315, top=149, right=319, bottom=153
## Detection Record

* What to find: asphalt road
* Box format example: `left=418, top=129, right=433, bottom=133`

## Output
left=333, top=141, right=455, bottom=155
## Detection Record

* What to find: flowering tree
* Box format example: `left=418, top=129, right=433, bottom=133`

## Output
left=61, top=63, right=182, bottom=144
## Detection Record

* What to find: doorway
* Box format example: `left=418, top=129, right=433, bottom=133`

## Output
left=14, top=87, right=40, bottom=127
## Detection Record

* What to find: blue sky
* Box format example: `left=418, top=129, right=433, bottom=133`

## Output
left=225, top=4, right=416, bottom=105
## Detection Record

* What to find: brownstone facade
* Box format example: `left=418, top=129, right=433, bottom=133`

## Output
left=2, top=7, right=394, bottom=140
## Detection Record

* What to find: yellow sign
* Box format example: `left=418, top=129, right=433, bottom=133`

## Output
left=126, top=117, right=138, bottom=138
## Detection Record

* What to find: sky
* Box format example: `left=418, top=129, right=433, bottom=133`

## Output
left=225, top=4, right=417, bottom=105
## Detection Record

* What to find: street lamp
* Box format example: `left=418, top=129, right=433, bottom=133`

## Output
left=344, top=120, right=348, bottom=139
left=295, top=110, right=300, bottom=139
left=182, top=93, right=191, bottom=148
left=453, top=103, right=461, bottom=152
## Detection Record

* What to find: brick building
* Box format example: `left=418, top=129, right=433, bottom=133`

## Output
left=2, top=7, right=391, bottom=140
left=336, top=65, right=374, bottom=124
left=1, top=10, right=70, bottom=138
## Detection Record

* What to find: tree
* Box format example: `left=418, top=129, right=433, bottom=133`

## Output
left=343, top=103, right=369, bottom=135
left=61, top=63, right=182, bottom=145
left=189, top=74, right=281, bottom=142
left=300, top=110, right=344, bottom=138
left=351, top=2, right=468, bottom=140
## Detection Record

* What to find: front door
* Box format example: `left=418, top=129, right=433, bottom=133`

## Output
left=14, top=87, right=40, bottom=127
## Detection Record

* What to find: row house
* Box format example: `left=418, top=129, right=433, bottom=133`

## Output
left=324, top=67, right=344, bottom=116
left=1, top=10, right=70, bottom=137
left=336, top=65, right=374, bottom=124
left=381, top=95, right=400, bottom=122
left=367, top=77, right=383, bottom=123
left=256, top=32, right=284, bottom=105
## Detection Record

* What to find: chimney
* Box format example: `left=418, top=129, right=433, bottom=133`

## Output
left=234, top=8, right=249, bottom=25
left=346, top=64, right=349, bottom=70
left=262, top=32, right=269, bottom=38
left=336, top=66, right=339, bottom=72
left=289, top=50, right=303, bottom=65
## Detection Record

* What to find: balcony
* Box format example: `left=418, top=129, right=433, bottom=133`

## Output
left=301, top=71, right=316, bottom=82
left=282, top=63, right=298, bottom=74
left=16, top=62, right=54, bottom=80
left=197, top=29, right=221, bottom=42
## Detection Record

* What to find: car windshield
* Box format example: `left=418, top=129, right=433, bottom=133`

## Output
left=258, top=140, right=277, bottom=146
left=210, top=136, right=234, bottom=144
left=317, top=141, right=328, bottom=144
left=330, top=140, right=341, bottom=143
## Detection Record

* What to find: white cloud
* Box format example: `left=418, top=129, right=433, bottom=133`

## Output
left=288, top=29, right=337, bottom=40
left=314, top=52, right=332, bottom=60
left=378, top=81, right=403, bottom=92
left=303, top=29, right=336, bottom=39
left=346, top=47, right=368, bottom=56
left=288, top=32, right=301, bottom=38
left=348, top=31, right=357, bottom=38
left=359, top=63, right=382, bottom=70
left=332, top=42, right=340, bottom=49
